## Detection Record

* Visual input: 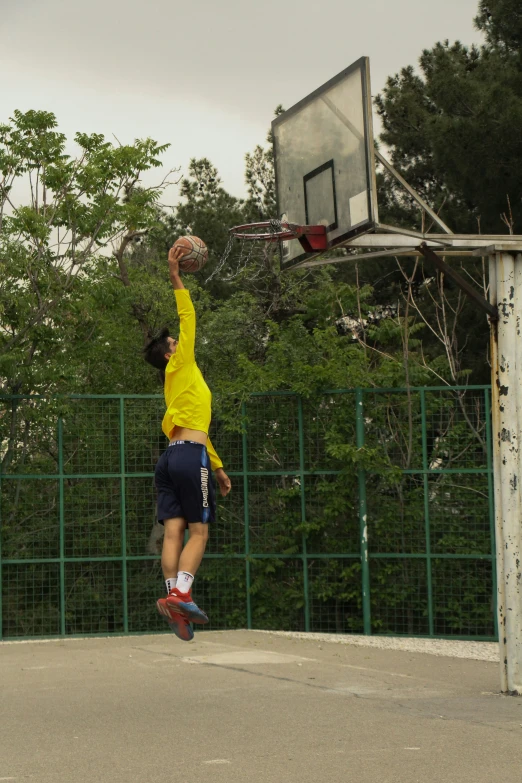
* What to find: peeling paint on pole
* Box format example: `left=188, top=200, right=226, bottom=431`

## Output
left=362, top=516, right=368, bottom=562
left=491, top=251, right=522, bottom=694
left=489, top=254, right=507, bottom=692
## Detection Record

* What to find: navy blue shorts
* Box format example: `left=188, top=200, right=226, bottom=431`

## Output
left=155, top=441, right=216, bottom=525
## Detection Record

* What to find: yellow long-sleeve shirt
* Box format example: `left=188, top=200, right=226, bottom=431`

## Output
left=162, top=288, right=223, bottom=471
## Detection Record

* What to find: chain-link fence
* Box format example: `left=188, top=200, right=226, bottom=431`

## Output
left=0, top=387, right=496, bottom=640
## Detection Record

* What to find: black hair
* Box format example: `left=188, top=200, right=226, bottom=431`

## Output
left=143, top=327, right=171, bottom=370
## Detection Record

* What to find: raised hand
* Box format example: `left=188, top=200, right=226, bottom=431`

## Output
left=168, top=246, right=185, bottom=288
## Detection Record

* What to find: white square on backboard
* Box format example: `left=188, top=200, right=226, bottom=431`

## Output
left=349, top=189, right=368, bottom=226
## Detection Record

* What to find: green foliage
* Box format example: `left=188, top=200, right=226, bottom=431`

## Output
left=326, top=441, right=402, bottom=481
left=475, top=0, right=522, bottom=54
left=0, top=110, right=173, bottom=396
left=376, top=21, right=522, bottom=233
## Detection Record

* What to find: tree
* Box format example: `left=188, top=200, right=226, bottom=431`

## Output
left=243, top=105, right=283, bottom=220
left=358, top=1, right=522, bottom=387
left=475, top=0, right=522, bottom=56
left=375, top=4, right=522, bottom=233
left=0, top=109, right=175, bottom=395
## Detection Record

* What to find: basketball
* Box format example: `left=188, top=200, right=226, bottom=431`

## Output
left=173, top=235, right=208, bottom=273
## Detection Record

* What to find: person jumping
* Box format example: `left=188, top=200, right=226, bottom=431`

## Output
left=143, top=244, right=232, bottom=641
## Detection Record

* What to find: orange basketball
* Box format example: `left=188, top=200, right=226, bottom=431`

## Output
left=173, top=235, right=208, bottom=273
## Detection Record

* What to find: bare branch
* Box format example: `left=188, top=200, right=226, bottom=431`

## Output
left=500, top=195, right=515, bottom=235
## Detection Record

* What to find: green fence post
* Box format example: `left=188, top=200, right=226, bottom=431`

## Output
left=420, top=389, right=434, bottom=636
left=484, top=387, right=498, bottom=640
left=119, top=398, right=129, bottom=634
left=241, top=403, right=252, bottom=629
left=58, top=417, right=66, bottom=636
left=297, top=397, right=310, bottom=633
left=356, top=389, right=371, bottom=634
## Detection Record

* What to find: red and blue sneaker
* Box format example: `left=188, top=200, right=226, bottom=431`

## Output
left=165, top=588, right=209, bottom=625
left=156, top=597, right=194, bottom=642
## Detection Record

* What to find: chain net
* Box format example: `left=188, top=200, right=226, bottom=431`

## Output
left=206, top=220, right=289, bottom=282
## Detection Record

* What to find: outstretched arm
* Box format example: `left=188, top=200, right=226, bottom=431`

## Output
left=168, top=246, right=185, bottom=290
left=168, top=246, right=195, bottom=366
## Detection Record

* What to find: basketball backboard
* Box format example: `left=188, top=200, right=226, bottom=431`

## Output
left=272, top=57, right=378, bottom=269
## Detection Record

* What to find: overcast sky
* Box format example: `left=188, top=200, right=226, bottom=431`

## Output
left=2, top=0, right=484, bottom=205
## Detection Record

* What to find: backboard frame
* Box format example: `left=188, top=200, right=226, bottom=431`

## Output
left=272, top=56, right=379, bottom=270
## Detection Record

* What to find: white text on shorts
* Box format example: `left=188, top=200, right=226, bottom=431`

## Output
left=201, top=467, right=209, bottom=508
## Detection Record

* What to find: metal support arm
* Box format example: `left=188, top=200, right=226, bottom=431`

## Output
left=418, top=242, right=498, bottom=321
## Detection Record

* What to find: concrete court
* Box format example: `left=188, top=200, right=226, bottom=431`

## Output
left=1, top=630, right=521, bottom=783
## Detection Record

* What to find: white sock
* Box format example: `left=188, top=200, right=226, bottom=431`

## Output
left=165, top=577, right=177, bottom=594
left=176, top=571, right=194, bottom=594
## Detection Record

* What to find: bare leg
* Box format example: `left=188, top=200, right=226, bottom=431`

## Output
left=161, top=517, right=186, bottom=579
left=158, top=518, right=195, bottom=641
left=178, top=522, right=209, bottom=577
left=165, top=522, right=209, bottom=623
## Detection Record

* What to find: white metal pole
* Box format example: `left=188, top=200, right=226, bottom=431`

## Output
left=510, top=253, right=522, bottom=691
left=493, top=251, right=522, bottom=693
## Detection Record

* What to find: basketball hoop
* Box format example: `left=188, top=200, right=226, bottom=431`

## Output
left=229, top=220, right=328, bottom=252
left=205, top=220, right=328, bottom=283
